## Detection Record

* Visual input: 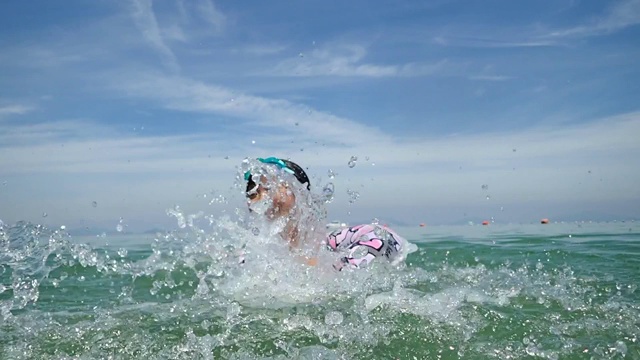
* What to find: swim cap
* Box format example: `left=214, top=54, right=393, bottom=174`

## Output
left=244, top=157, right=311, bottom=190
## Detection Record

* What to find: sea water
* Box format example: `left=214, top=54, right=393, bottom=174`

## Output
left=1, top=219, right=639, bottom=359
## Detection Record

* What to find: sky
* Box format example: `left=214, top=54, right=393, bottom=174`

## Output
left=1, top=0, right=639, bottom=232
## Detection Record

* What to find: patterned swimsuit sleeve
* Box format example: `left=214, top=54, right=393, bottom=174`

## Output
left=326, top=224, right=402, bottom=271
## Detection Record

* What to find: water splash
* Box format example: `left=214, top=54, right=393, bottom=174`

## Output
left=327, top=169, right=335, bottom=179
left=2, top=180, right=640, bottom=359
left=322, top=183, right=335, bottom=203
left=346, top=189, right=360, bottom=204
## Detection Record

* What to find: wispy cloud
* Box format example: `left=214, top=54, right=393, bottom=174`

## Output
left=0, top=119, right=114, bottom=145
left=233, top=43, right=288, bottom=56
left=0, top=118, right=235, bottom=175
left=268, top=44, right=446, bottom=77
left=197, top=0, right=226, bottom=33
left=547, top=0, right=640, bottom=38
left=110, top=71, right=388, bottom=143
left=126, top=0, right=228, bottom=71
left=2, top=110, right=638, bottom=227
left=432, top=35, right=558, bottom=49
left=0, top=104, right=35, bottom=119
left=469, top=75, right=512, bottom=81
left=129, top=0, right=180, bottom=72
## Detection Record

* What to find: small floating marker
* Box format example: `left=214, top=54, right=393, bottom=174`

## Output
left=541, top=218, right=549, bottom=224
left=482, top=220, right=490, bottom=226
left=419, top=223, right=426, bottom=227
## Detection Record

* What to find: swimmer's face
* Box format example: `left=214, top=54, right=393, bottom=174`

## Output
left=246, top=175, right=295, bottom=219
left=246, top=183, right=268, bottom=203
left=246, top=176, right=272, bottom=214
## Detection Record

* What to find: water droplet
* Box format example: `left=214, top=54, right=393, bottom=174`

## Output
left=42, top=212, right=48, bottom=218
left=300, top=148, right=304, bottom=152
left=322, top=183, right=335, bottom=203
left=295, top=122, right=299, bottom=126
left=251, top=140, right=256, bottom=144
left=486, top=195, right=491, bottom=200
left=347, top=189, right=360, bottom=203
left=327, top=169, right=335, bottom=179
left=92, top=201, right=98, bottom=208
left=365, top=156, right=370, bottom=161
left=116, top=224, right=123, bottom=232
left=60, top=225, right=66, bottom=230
left=226, top=302, right=242, bottom=319
left=298, top=52, right=304, bottom=58
left=371, top=218, right=379, bottom=225
left=512, top=148, right=517, bottom=152
left=615, top=341, right=628, bottom=356
left=324, top=311, right=343, bottom=325
left=481, top=184, right=489, bottom=191
left=500, top=206, right=504, bottom=211
left=117, top=248, right=128, bottom=258
left=251, top=227, right=260, bottom=236
left=347, top=156, right=358, bottom=168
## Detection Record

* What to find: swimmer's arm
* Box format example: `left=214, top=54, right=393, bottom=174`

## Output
left=287, top=229, right=318, bottom=266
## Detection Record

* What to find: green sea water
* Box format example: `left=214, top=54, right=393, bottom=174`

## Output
left=1, top=220, right=639, bottom=359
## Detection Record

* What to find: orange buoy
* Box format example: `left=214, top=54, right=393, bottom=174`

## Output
left=482, top=220, right=490, bottom=226
left=541, top=218, right=549, bottom=224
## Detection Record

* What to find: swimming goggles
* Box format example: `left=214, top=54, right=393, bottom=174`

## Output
left=243, top=157, right=295, bottom=181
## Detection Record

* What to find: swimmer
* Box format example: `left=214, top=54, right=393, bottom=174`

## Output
left=244, top=157, right=322, bottom=265
left=243, top=157, right=406, bottom=270
left=244, top=157, right=314, bottom=248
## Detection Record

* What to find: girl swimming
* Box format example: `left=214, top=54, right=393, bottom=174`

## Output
left=243, top=157, right=406, bottom=270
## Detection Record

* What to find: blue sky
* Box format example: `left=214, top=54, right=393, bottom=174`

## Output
left=1, top=0, right=639, bottom=231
